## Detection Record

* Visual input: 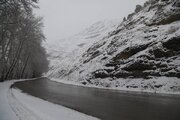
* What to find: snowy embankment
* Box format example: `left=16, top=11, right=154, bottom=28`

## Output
left=0, top=80, right=99, bottom=120
left=0, top=81, right=18, bottom=120
left=51, top=77, right=180, bottom=95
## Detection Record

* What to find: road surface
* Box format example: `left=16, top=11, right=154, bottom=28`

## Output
left=13, top=78, right=180, bottom=120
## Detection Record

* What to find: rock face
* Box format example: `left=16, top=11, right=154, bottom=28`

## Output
left=46, top=0, right=180, bottom=82
left=45, top=20, right=119, bottom=79
left=135, top=5, right=143, bottom=13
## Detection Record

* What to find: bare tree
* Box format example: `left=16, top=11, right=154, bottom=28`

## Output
left=0, top=0, right=48, bottom=81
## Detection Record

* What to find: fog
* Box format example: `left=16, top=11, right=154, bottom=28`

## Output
left=36, top=0, right=146, bottom=43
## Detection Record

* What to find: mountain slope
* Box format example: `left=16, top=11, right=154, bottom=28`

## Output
left=45, top=20, right=119, bottom=79
left=46, top=0, right=180, bottom=93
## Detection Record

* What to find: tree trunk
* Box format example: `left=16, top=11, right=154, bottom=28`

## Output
left=5, top=38, right=24, bottom=79
left=21, top=54, right=30, bottom=78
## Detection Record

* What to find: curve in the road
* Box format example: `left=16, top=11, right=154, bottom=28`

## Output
left=13, top=78, right=180, bottom=120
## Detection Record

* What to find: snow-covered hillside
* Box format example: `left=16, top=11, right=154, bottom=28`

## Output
left=45, top=20, right=119, bottom=79
left=46, top=0, right=180, bottom=93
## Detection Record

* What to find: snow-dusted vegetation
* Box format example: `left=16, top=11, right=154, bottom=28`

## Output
left=0, top=0, right=48, bottom=82
left=46, top=0, right=180, bottom=94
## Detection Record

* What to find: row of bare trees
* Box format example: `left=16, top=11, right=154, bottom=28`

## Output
left=0, top=0, right=49, bottom=81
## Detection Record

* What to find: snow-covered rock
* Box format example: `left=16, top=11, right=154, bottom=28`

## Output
left=45, top=20, right=119, bottom=79
left=45, top=0, right=180, bottom=92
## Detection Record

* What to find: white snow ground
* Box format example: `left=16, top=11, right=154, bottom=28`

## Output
left=0, top=81, right=18, bottom=120
left=0, top=80, right=99, bottom=120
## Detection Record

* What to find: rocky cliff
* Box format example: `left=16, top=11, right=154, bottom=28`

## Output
left=46, top=0, right=180, bottom=91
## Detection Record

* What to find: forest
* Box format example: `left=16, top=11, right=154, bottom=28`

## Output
left=0, top=0, right=48, bottom=82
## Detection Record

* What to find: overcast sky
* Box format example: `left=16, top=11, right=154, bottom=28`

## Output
left=35, top=0, right=146, bottom=43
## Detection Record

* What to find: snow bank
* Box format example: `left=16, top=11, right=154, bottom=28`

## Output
left=51, top=77, right=180, bottom=95
left=0, top=81, right=18, bottom=120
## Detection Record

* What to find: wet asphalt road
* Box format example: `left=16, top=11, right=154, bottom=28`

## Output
left=13, top=78, right=180, bottom=120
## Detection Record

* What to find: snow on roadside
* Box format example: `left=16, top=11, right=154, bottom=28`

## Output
left=51, top=77, right=180, bottom=95
left=12, top=88, right=99, bottom=120
left=0, top=81, right=18, bottom=120
left=0, top=80, right=99, bottom=120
